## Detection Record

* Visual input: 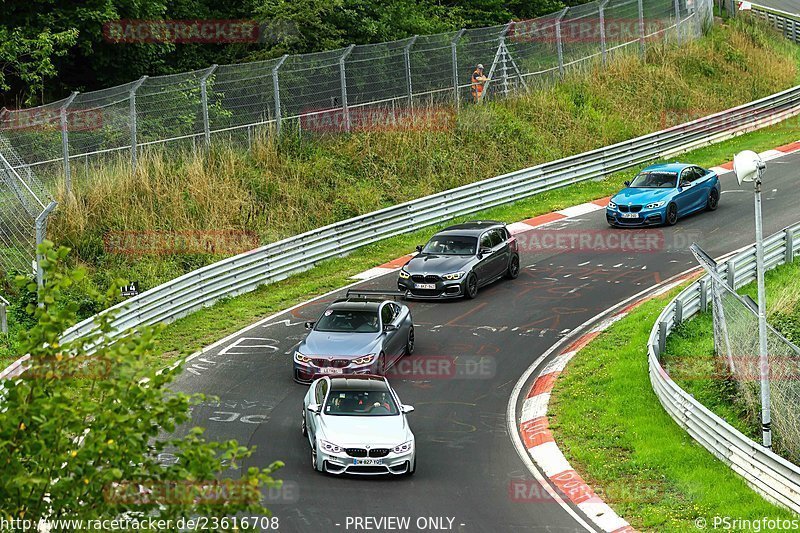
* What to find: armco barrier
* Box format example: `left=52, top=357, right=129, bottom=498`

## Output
left=649, top=223, right=800, bottom=512
left=751, top=3, right=800, bottom=43
left=1, top=84, right=800, bottom=378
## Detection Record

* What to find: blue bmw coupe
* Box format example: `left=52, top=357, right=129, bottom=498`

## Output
left=606, top=163, right=720, bottom=227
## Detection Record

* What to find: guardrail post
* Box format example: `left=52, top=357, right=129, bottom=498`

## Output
left=786, top=227, right=795, bottom=264
left=200, top=65, right=217, bottom=146
left=60, top=92, right=78, bottom=196
left=129, top=76, right=147, bottom=171
left=726, top=260, right=736, bottom=288
left=699, top=279, right=708, bottom=312
left=404, top=36, right=417, bottom=108
left=675, top=298, right=684, bottom=325
left=599, top=0, right=609, bottom=66
left=272, top=56, right=288, bottom=135
left=339, top=45, right=355, bottom=132
left=673, top=0, right=682, bottom=44
left=637, top=0, right=646, bottom=57
left=451, top=30, right=465, bottom=109
left=658, top=320, right=668, bottom=354
left=556, top=8, right=569, bottom=77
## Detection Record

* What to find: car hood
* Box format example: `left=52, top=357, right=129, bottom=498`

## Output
left=612, top=187, right=675, bottom=205
left=405, top=254, right=472, bottom=275
left=300, top=331, right=381, bottom=357
left=319, top=414, right=412, bottom=446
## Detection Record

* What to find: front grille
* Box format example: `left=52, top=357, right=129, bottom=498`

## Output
left=369, top=448, right=391, bottom=458
left=617, top=205, right=642, bottom=213
left=411, top=274, right=440, bottom=283
left=345, top=448, right=367, bottom=457
left=312, top=358, right=350, bottom=368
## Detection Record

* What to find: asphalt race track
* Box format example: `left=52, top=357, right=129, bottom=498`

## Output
left=168, top=151, right=800, bottom=533
left=756, top=0, right=799, bottom=14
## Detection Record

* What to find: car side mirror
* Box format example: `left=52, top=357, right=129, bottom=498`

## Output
left=401, top=405, right=415, bottom=414
left=415, top=245, right=423, bottom=253
left=307, top=403, right=320, bottom=414
left=304, top=321, right=315, bottom=330
left=478, top=247, right=492, bottom=258
left=383, top=324, right=398, bottom=332
left=624, top=180, right=631, bottom=187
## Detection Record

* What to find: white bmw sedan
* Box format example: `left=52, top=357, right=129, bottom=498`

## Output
left=302, top=375, right=416, bottom=476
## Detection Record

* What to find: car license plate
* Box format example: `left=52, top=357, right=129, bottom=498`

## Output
left=414, top=283, right=436, bottom=289
left=620, top=213, right=639, bottom=219
left=319, top=367, right=343, bottom=374
left=353, top=458, right=383, bottom=465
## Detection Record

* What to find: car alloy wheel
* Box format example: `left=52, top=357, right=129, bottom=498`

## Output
left=311, top=444, right=319, bottom=472
left=506, top=254, right=520, bottom=279
left=707, top=189, right=719, bottom=211
left=465, top=273, right=479, bottom=299
left=302, top=411, right=307, bottom=437
left=666, top=203, right=678, bottom=226
left=406, top=326, right=415, bottom=355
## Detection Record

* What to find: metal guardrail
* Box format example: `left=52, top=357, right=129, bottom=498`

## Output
left=0, top=83, right=799, bottom=380
left=750, top=2, right=800, bottom=43
left=649, top=223, right=800, bottom=512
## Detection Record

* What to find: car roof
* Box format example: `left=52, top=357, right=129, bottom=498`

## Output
left=329, top=375, right=390, bottom=391
left=641, top=163, right=693, bottom=173
left=326, top=300, right=382, bottom=312
left=434, top=220, right=505, bottom=237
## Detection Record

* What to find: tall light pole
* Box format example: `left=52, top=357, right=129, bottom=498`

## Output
left=733, top=150, right=771, bottom=448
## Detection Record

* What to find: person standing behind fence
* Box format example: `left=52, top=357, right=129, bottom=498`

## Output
left=471, top=64, right=489, bottom=103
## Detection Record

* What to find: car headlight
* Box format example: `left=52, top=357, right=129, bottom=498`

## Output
left=645, top=201, right=666, bottom=209
left=398, top=269, right=410, bottom=280
left=352, top=354, right=376, bottom=365
left=393, top=441, right=413, bottom=454
left=294, top=351, right=311, bottom=364
left=442, top=271, right=465, bottom=280
left=608, top=201, right=617, bottom=209
left=321, top=440, right=343, bottom=454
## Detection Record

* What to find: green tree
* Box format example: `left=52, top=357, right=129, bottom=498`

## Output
left=0, top=243, right=282, bottom=526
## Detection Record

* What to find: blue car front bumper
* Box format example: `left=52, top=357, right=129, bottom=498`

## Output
left=606, top=205, right=667, bottom=227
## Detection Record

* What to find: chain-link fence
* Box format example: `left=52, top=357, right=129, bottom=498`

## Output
left=710, top=269, right=800, bottom=464
left=0, top=0, right=710, bottom=189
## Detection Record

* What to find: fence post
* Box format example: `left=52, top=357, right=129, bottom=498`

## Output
left=129, top=76, right=148, bottom=171
left=599, top=0, right=609, bottom=66
left=272, top=55, right=288, bottom=135
left=555, top=8, right=569, bottom=77
left=699, top=278, right=708, bottom=312
left=404, top=36, right=418, bottom=108
left=451, top=29, right=466, bottom=108
left=637, top=0, right=646, bottom=57
left=200, top=65, right=218, bottom=147
left=60, top=92, right=78, bottom=196
left=674, top=0, right=682, bottom=44
left=726, top=260, right=736, bottom=288
left=35, top=201, right=58, bottom=300
left=0, top=296, right=8, bottom=335
left=786, top=227, right=795, bottom=264
left=339, top=45, right=355, bottom=132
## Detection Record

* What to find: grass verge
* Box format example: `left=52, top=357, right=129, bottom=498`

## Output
left=548, top=289, right=796, bottom=531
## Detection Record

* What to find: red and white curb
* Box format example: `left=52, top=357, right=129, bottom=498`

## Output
left=518, top=272, right=698, bottom=533
left=708, top=140, right=800, bottom=176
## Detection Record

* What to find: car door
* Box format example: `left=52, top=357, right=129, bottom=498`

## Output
left=490, top=228, right=511, bottom=278
left=474, top=231, right=495, bottom=285
left=675, top=168, right=701, bottom=216
left=380, top=303, right=403, bottom=362
left=690, top=166, right=712, bottom=212
left=307, top=378, right=328, bottom=441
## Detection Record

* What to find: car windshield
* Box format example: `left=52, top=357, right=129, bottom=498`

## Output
left=422, top=235, right=477, bottom=255
left=629, top=171, right=677, bottom=188
left=324, top=390, right=399, bottom=416
left=315, top=309, right=379, bottom=333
